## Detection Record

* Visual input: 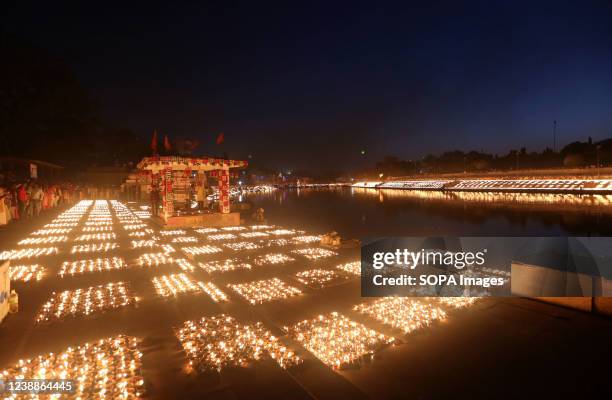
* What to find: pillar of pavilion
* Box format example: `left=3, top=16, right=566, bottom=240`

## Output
left=137, top=156, right=247, bottom=227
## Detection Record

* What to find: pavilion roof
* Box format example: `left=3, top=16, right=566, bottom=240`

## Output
left=137, top=156, right=247, bottom=172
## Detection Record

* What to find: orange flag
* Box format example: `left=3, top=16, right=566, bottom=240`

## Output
left=216, top=132, right=225, bottom=145
left=151, top=130, right=158, bottom=154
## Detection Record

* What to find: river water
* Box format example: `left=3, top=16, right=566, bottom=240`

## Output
left=245, top=187, right=612, bottom=237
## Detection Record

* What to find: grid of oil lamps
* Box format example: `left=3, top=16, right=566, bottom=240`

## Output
left=159, top=229, right=187, bottom=236
left=137, top=252, right=174, bottom=267
left=123, top=223, right=148, bottom=230
left=0, top=335, right=145, bottom=399
left=285, top=312, right=396, bottom=369
left=435, top=297, right=480, bottom=308
left=175, top=258, right=197, bottom=272
left=18, top=236, right=68, bottom=245
left=336, top=261, right=361, bottom=275
left=9, top=264, right=46, bottom=282
left=32, top=228, right=72, bottom=235
left=0, top=247, right=59, bottom=261
left=175, top=314, right=301, bottom=372
left=0, top=198, right=490, bottom=387
left=267, top=229, right=296, bottom=236
left=131, top=239, right=157, bottom=249
left=223, top=241, right=262, bottom=251
left=171, top=236, right=199, bottom=243
left=250, top=224, right=275, bottom=230
left=160, top=244, right=176, bottom=254
left=295, top=268, right=349, bottom=288
left=291, top=235, right=322, bottom=244
left=229, top=277, right=302, bottom=305
left=82, top=225, right=114, bottom=232
left=253, top=252, right=295, bottom=266
left=353, top=297, right=447, bottom=334
left=221, top=226, right=247, bottom=231
left=151, top=273, right=228, bottom=302
left=291, top=247, right=338, bottom=260
left=206, top=233, right=237, bottom=241
left=240, top=231, right=269, bottom=238
left=152, top=273, right=203, bottom=297
left=198, top=258, right=253, bottom=274
left=194, top=227, right=219, bottom=234
left=1, top=204, right=90, bottom=261
left=262, top=238, right=291, bottom=247
left=36, top=281, right=138, bottom=323
left=74, top=232, right=117, bottom=241
left=85, top=221, right=113, bottom=226
left=71, top=242, right=119, bottom=254
left=46, top=222, right=78, bottom=228
left=58, top=257, right=127, bottom=277
left=181, top=245, right=222, bottom=256
left=198, top=282, right=229, bottom=302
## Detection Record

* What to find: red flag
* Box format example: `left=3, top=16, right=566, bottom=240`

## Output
left=216, top=132, right=225, bottom=145
left=163, top=134, right=171, bottom=151
left=151, top=130, right=158, bottom=154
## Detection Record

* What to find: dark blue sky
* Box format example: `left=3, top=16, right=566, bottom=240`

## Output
left=3, top=1, right=612, bottom=170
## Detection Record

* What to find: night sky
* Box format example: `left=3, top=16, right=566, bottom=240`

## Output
left=2, top=1, right=612, bottom=171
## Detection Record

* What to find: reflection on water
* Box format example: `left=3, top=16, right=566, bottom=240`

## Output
left=353, top=188, right=612, bottom=210
left=246, top=188, right=612, bottom=237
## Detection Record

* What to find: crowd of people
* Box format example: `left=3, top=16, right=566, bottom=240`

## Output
left=0, top=182, right=120, bottom=226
